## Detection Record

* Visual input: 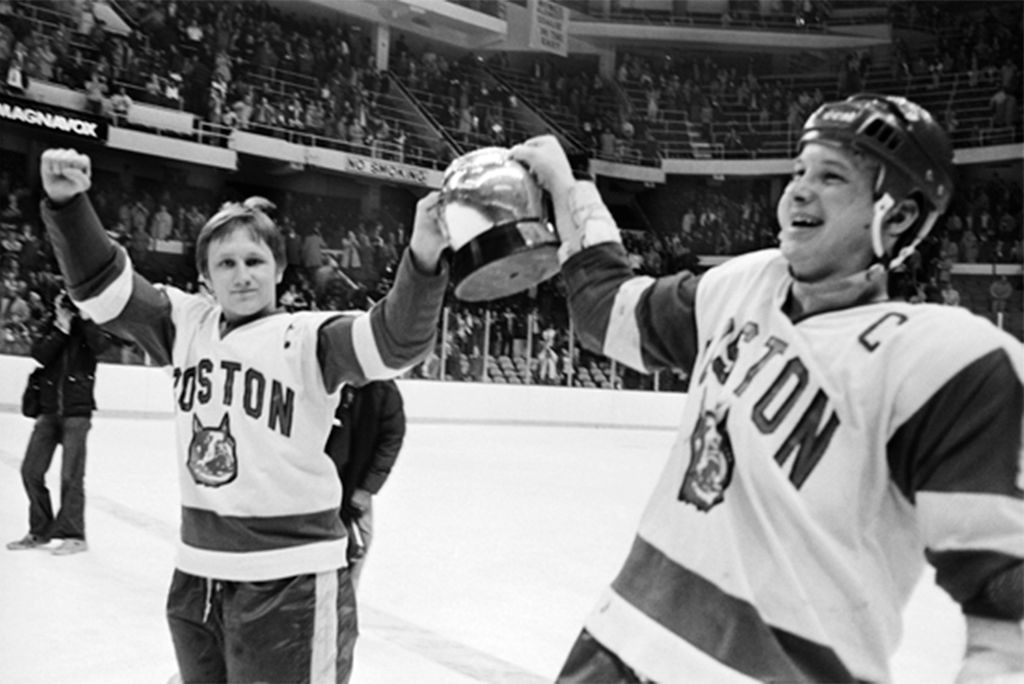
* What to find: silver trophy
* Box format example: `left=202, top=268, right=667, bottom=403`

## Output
left=438, top=147, right=559, bottom=302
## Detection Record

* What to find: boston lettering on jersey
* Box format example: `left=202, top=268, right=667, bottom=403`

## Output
left=697, top=318, right=840, bottom=488
left=173, top=359, right=296, bottom=437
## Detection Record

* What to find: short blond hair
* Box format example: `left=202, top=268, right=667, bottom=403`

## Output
left=195, top=197, right=283, bottom=276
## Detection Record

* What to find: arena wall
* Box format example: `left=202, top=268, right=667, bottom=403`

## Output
left=0, top=354, right=683, bottom=431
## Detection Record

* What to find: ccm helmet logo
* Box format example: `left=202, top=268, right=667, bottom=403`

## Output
left=821, top=109, right=858, bottom=123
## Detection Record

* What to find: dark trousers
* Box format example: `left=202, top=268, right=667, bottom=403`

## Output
left=557, top=629, right=646, bottom=683
left=20, top=413, right=91, bottom=541
left=167, top=567, right=358, bottom=683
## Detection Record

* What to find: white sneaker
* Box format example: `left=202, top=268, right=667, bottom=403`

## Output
left=51, top=539, right=88, bottom=556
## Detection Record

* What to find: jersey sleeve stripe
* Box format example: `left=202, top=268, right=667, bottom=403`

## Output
left=609, top=535, right=858, bottom=682
left=918, top=491, right=1024, bottom=555
left=366, top=250, right=447, bottom=371
left=352, top=312, right=389, bottom=378
left=73, top=250, right=134, bottom=324
left=562, top=242, right=642, bottom=358
left=603, top=276, right=655, bottom=372
left=925, top=549, right=1023, bottom=619
left=887, top=348, right=1023, bottom=501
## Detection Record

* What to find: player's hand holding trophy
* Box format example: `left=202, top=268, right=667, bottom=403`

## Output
left=437, top=146, right=560, bottom=302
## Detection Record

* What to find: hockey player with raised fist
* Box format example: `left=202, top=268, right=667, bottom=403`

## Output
left=512, top=97, right=1023, bottom=684
left=39, top=147, right=450, bottom=683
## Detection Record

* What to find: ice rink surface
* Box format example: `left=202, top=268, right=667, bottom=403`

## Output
left=1, top=409, right=965, bottom=683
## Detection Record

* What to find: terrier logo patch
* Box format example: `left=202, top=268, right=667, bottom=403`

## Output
left=679, top=407, right=734, bottom=512
left=187, top=413, right=238, bottom=487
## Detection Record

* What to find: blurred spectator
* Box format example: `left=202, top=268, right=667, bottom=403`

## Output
left=84, top=70, right=108, bottom=116
left=989, top=275, right=1013, bottom=314
left=150, top=204, right=174, bottom=241
left=109, top=86, right=132, bottom=125
left=302, top=224, right=327, bottom=280
left=5, top=39, right=27, bottom=93
left=940, top=280, right=962, bottom=307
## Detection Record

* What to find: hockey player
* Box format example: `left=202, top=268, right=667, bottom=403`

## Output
left=38, top=149, right=449, bottom=683
left=510, top=95, right=1023, bottom=682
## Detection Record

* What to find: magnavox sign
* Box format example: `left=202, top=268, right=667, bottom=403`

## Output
left=0, top=95, right=108, bottom=142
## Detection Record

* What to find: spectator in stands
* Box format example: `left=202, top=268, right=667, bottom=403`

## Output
left=17, top=222, right=43, bottom=276
left=281, top=218, right=303, bottom=286
left=989, top=275, right=1013, bottom=314
left=414, top=344, right=441, bottom=379
left=302, top=223, right=327, bottom=281
left=989, top=87, right=1010, bottom=128
left=150, top=204, right=174, bottom=241
left=536, top=324, right=560, bottom=385
left=165, top=73, right=183, bottom=110
left=5, top=39, right=27, bottom=93
left=312, top=253, right=343, bottom=304
left=339, top=228, right=361, bottom=273
left=1, top=191, right=22, bottom=229
left=940, top=279, right=962, bottom=306
left=31, top=35, right=57, bottom=82
left=2, top=279, right=30, bottom=331
left=278, top=282, right=310, bottom=312
left=109, top=86, right=132, bottom=126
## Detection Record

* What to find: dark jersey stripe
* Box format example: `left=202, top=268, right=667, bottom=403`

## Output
left=611, top=536, right=860, bottom=683
left=562, top=242, right=701, bottom=372
left=926, top=550, right=1024, bottom=620
left=40, top=193, right=120, bottom=294
left=182, top=506, right=345, bottom=552
left=637, top=268, right=701, bottom=372
left=887, top=348, right=1023, bottom=503
left=562, top=242, right=636, bottom=356
left=370, top=251, right=448, bottom=368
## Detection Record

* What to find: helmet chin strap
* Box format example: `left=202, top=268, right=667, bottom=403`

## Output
left=870, top=192, right=895, bottom=263
left=871, top=191, right=940, bottom=272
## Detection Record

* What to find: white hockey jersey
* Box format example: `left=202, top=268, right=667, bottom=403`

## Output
left=563, top=244, right=1024, bottom=683
left=42, top=193, right=447, bottom=582
left=165, top=289, right=348, bottom=580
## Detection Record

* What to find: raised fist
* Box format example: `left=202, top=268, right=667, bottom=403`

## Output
left=40, top=148, right=92, bottom=204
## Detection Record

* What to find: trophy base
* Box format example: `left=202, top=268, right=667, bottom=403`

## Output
left=451, top=222, right=560, bottom=302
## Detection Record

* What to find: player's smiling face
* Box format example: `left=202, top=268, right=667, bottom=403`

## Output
left=776, top=142, right=877, bottom=282
left=202, top=227, right=283, bottom=322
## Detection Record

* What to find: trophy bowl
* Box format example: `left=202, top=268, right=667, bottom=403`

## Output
left=438, top=147, right=559, bottom=302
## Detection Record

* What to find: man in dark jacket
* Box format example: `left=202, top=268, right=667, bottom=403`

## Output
left=324, top=379, right=406, bottom=587
left=7, top=290, right=109, bottom=555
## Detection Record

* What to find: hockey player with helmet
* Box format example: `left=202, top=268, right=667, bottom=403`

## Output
left=511, top=95, right=1023, bottom=683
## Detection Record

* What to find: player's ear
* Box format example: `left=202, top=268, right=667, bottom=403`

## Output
left=884, top=197, right=920, bottom=241
left=275, top=263, right=285, bottom=284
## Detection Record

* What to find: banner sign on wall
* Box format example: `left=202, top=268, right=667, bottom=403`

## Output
left=527, top=0, right=569, bottom=57
left=344, top=154, right=430, bottom=186
left=0, top=93, right=108, bottom=142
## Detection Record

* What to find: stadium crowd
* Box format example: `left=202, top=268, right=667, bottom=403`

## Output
left=0, top=0, right=1019, bottom=389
